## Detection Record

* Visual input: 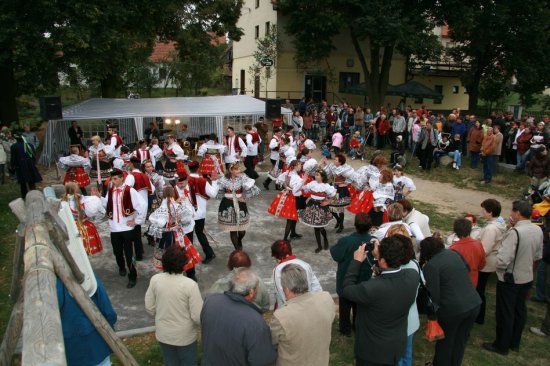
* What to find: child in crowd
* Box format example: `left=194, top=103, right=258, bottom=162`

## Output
left=321, top=140, right=332, bottom=160
left=348, top=131, right=362, bottom=160
left=392, top=165, right=416, bottom=201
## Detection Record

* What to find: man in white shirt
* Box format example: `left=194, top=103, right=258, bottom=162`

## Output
left=263, top=127, right=283, bottom=190
left=106, top=126, right=123, bottom=158
left=223, top=126, right=247, bottom=170
left=99, top=169, right=147, bottom=288
left=188, top=161, right=220, bottom=264
left=244, top=125, right=260, bottom=179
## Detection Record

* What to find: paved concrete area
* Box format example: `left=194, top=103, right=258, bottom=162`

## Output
left=90, top=171, right=350, bottom=332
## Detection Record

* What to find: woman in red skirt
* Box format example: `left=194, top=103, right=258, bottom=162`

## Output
left=61, top=182, right=105, bottom=255
left=197, top=133, right=225, bottom=177
left=58, top=146, right=91, bottom=195
left=268, top=160, right=308, bottom=241
left=348, top=155, right=388, bottom=215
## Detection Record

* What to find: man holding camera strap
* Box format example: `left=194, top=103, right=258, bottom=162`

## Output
left=483, top=200, right=543, bottom=356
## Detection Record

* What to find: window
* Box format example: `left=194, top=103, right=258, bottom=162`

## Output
left=255, top=0, right=260, bottom=8
left=265, top=21, right=270, bottom=36
left=434, top=85, right=443, bottom=104
left=338, top=72, right=360, bottom=93
left=255, top=25, right=259, bottom=39
left=414, top=97, right=424, bottom=104
left=452, top=85, right=459, bottom=94
left=158, top=67, right=167, bottom=80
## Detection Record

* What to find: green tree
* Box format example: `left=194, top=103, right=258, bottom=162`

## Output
left=249, top=24, right=279, bottom=99
left=437, top=0, right=550, bottom=110
left=277, top=0, right=442, bottom=110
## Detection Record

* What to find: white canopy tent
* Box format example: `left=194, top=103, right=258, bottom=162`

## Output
left=40, top=95, right=292, bottom=165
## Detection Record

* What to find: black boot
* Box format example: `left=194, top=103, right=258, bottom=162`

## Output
left=336, top=213, right=344, bottom=233
left=263, top=179, right=270, bottom=190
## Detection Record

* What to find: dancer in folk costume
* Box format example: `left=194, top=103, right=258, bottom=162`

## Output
left=320, top=154, right=355, bottom=233
left=187, top=160, right=220, bottom=264
left=58, top=146, right=91, bottom=195
left=98, top=169, right=147, bottom=288
left=296, top=132, right=316, bottom=152
left=88, top=135, right=112, bottom=193
left=163, top=134, right=188, bottom=183
left=148, top=186, right=201, bottom=279
left=126, top=157, right=153, bottom=260
left=223, top=126, right=247, bottom=171
left=392, top=165, right=416, bottom=202
left=197, top=133, right=225, bottom=177
left=142, top=159, right=164, bottom=247
left=299, top=169, right=337, bottom=252
left=279, top=134, right=296, bottom=172
left=61, top=182, right=105, bottom=255
left=149, top=137, right=164, bottom=173
left=263, top=127, right=283, bottom=190
left=297, top=147, right=318, bottom=187
left=105, top=125, right=123, bottom=158
left=369, top=168, right=395, bottom=227
left=244, top=125, right=261, bottom=179
left=268, top=160, right=308, bottom=241
left=131, top=138, right=156, bottom=167
left=348, top=155, right=387, bottom=215
left=216, top=163, right=260, bottom=250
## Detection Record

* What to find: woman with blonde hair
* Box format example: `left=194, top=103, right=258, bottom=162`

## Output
left=61, top=182, right=105, bottom=255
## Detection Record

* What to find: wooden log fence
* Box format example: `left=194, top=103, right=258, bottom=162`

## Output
left=0, top=190, right=138, bottom=366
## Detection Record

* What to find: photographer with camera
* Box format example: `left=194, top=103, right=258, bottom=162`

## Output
left=483, top=200, right=543, bottom=356
left=342, top=235, right=418, bottom=366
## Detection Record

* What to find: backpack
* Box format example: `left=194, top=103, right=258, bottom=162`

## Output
left=385, top=223, right=411, bottom=238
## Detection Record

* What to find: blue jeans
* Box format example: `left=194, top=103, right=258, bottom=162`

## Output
left=398, top=334, right=414, bottom=366
left=159, top=341, right=197, bottom=366
left=483, top=155, right=494, bottom=182
left=470, top=151, right=480, bottom=168
left=449, top=150, right=461, bottom=167
left=516, top=151, right=528, bottom=169
left=535, top=263, right=547, bottom=301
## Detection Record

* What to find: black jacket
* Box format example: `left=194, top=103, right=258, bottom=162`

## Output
left=343, top=261, right=418, bottom=365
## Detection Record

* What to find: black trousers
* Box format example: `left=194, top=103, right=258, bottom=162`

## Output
left=132, top=225, right=144, bottom=258
left=495, top=280, right=532, bottom=351
left=111, top=230, right=138, bottom=281
left=244, top=155, right=258, bottom=179
left=338, top=296, right=356, bottom=335
left=434, top=305, right=479, bottom=366
left=194, top=218, right=215, bottom=259
left=476, top=271, right=492, bottom=324
left=420, top=144, right=435, bottom=170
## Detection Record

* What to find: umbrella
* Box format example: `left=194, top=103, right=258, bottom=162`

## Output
left=386, top=80, right=443, bottom=100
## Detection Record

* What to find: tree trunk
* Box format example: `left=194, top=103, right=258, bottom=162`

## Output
left=100, top=77, right=119, bottom=98
left=0, top=58, right=19, bottom=125
left=466, top=56, right=485, bottom=112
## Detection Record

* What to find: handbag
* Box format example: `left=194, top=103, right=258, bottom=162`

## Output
left=504, top=228, right=520, bottom=284
left=425, top=319, right=445, bottom=342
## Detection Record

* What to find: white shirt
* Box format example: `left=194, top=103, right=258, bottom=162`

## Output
left=168, top=142, right=188, bottom=161
left=197, top=141, right=226, bottom=156
left=273, top=258, right=322, bottom=306
left=302, top=181, right=336, bottom=200
left=373, top=220, right=425, bottom=242
left=58, top=154, right=91, bottom=170
left=275, top=170, right=304, bottom=196
left=393, top=175, right=416, bottom=195
left=101, top=185, right=147, bottom=233
left=246, top=133, right=260, bottom=156
left=149, top=144, right=163, bottom=160
left=131, top=148, right=156, bottom=167
left=174, top=185, right=197, bottom=234
left=131, top=169, right=149, bottom=204
left=107, top=135, right=122, bottom=158
left=189, top=173, right=220, bottom=220
left=403, top=208, right=432, bottom=238
left=224, top=135, right=247, bottom=163
left=269, top=135, right=282, bottom=161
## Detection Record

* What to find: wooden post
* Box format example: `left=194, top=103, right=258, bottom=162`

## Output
left=0, top=292, right=24, bottom=366
left=21, top=191, right=66, bottom=366
left=9, top=225, right=25, bottom=304
left=52, top=251, right=139, bottom=366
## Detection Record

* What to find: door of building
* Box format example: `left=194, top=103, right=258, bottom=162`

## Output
left=304, top=74, right=327, bottom=102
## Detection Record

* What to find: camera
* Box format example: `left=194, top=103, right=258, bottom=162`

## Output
left=364, top=239, right=377, bottom=252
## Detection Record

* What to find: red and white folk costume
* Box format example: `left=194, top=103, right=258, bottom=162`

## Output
left=163, top=141, right=188, bottom=182
left=131, top=146, right=156, bottom=167
left=88, top=143, right=112, bottom=184
left=268, top=170, right=304, bottom=221
left=58, top=154, right=92, bottom=188
left=106, top=132, right=123, bottom=158
left=129, top=168, right=153, bottom=205
left=197, top=140, right=225, bottom=176
left=348, top=164, right=379, bottom=214
left=224, top=134, right=247, bottom=164
left=63, top=194, right=105, bottom=255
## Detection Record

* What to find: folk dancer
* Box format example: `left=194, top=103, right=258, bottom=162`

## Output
left=263, top=127, right=283, bottom=190
left=147, top=186, right=201, bottom=278
left=106, top=125, right=123, bottom=158
left=297, top=132, right=316, bottom=152
left=149, top=137, right=164, bottom=173
left=197, top=133, right=225, bottom=177
left=58, top=146, right=91, bottom=195
left=348, top=155, right=387, bottom=215
left=370, top=168, right=395, bottom=227
left=127, top=157, right=153, bottom=260
left=187, top=160, right=220, bottom=264
left=88, top=135, right=112, bottom=194
left=131, top=138, right=156, bottom=167
left=163, top=134, right=188, bottom=182
left=297, top=147, right=318, bottom=186
left=223, top=126, right=247, bottom=171
left=216, top=163, right=260, bottom=250
left=142, top=159, right=164, bottom=246
left=321, top=154, right=355, bottom=233
left=299, top=169, right=337, bottom=253
left=61, top=182, right=105, bottom=255
left=174, top=171, right=201, bottom=280
left=98, top=169, right=147, bottom=288
left=268, top=160, right=307, bottom=241
left=244, top=125, right=261, bottom=179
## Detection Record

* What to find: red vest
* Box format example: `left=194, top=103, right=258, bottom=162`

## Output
left=106, top=185, right=135, bottom=219
left=272, top=135, right=280, bottom=152
left=135, top=148, right=151, bottom=162
left=132, top=171, right=152, bottom=193
left=227, top=136, right=242, bottom=153
left=112, top=134, right=123, bottom=148
left=187, top=176, right=209, bottom=209
left=249, top=132, right=260, bottom=144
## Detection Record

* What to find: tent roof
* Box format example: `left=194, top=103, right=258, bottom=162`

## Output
left=60, top=95, right=291, bottom=120
left=386, top=81, right=443, bottom=99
